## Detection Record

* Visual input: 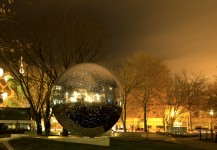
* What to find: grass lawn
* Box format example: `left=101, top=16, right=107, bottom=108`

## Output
left=8, top=137, right=202, bottom=150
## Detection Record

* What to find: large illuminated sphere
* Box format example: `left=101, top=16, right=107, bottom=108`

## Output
left=52, top=63, right=122, bottom=137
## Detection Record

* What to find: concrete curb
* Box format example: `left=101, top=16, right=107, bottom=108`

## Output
left=44, top=136, right=110, bottom=146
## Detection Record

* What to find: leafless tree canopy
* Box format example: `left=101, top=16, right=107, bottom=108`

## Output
left=1, top=9, right=107, bottom=76
left=0, top=5, right=107, bottom=135
left=161, top=72, right=207, bottom=131
left=113, top=52, right=170, bottom=132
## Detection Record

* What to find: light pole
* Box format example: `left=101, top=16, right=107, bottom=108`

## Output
left=210, top=109, right=214, bottom=140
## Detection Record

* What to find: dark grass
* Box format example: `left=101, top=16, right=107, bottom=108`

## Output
left=8, top=137, right=203, bottom=150
left=0, top=134, right=11, bottom=138
left=0, top=143, right=8, bottom=150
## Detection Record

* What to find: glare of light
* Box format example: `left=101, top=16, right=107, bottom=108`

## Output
left=95, top=93, right=100, bottom=101
left=65, top=92, right=69, bottom=101
left=69, top=91, right=78, bottom=102
left=88, top=98, right=94, bottom=103
left=210, top=109, right=214, bottom=116
left=54, top=85, right=61, bottom=90
left=85, top=95, right=94, bottom=103
left=70, top=97, right=77, bottom=102
left=1, top=92, right=8, bottom=100
left=171, top=111, right=175, bottom=117
left=0, top=68, right=3, bottom=77
left=4, top=76, right=8, bottom=81
left=109, top=87, right=113, bottom=90
left=48, top=136, right=61, bottom=139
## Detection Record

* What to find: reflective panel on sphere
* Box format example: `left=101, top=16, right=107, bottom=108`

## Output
left=52, top=63, right=123, bottom=137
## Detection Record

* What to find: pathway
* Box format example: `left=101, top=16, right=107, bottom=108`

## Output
left=148, top=133, right=217, bottom=150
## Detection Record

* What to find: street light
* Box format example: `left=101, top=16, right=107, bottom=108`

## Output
left=210, top=109, right=214, bottom=140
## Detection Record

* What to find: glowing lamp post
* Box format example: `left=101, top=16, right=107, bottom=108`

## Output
left=210, top=109, right=214, bottom=140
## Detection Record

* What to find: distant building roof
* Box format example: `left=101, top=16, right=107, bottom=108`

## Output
left=0, top=107, right=31, bottom=120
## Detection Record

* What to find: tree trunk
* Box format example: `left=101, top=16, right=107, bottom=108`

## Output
left=123, top=104, right=127, bottom=132
left=44, top=119, right=51, bottom=135
left=189, top=112, right=193, bottom=132
left=35, top=113, right=42, bottom=135
left=120, top=111, right=127, bottom=132
left=44, top=98, right=51, bottom=135
left=62, top=128, right=68, bottom=136
left=163, top=116, right=167, bottom=132
left=144, top=104, right=148, bottom=132
left=170, top=117, right=175, bottom=133
left=121, top=94, right=127, bottom=132
left=123, top=118, right=127, bottom=132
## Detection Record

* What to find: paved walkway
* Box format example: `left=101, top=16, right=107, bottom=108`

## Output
left=148, top=134, right=217, bottom=150
left=174, top=137, right=216, bottom=150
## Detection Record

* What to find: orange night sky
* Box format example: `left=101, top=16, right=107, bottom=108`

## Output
left=15, top=0, right=217, bottom=80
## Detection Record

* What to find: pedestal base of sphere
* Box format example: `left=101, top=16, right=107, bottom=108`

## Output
left=47, top=135, right=110, bottom=146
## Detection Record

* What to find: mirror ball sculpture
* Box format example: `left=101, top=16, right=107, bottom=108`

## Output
left=51, top=63, right=123, bottom=137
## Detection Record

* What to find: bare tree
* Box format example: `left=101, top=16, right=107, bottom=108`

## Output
left=24, top=12, right=106, bottom=135
left=112, top=57, right=142, bottom=132
left=163, top=72, right=189, bottom=132
left=0, top=46, right=52, bottom=135
left=127, top=52, right=170, bottom=133
left=185, top=74, right=207, bottom=132
left=162, top=72, right=207, bottom=132
left=206, top=79, right=217, bottom=118
left=0, top=9, right=107, bottom=135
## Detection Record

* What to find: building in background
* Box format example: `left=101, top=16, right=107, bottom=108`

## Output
left=0, top=107, right=33, bottom=132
